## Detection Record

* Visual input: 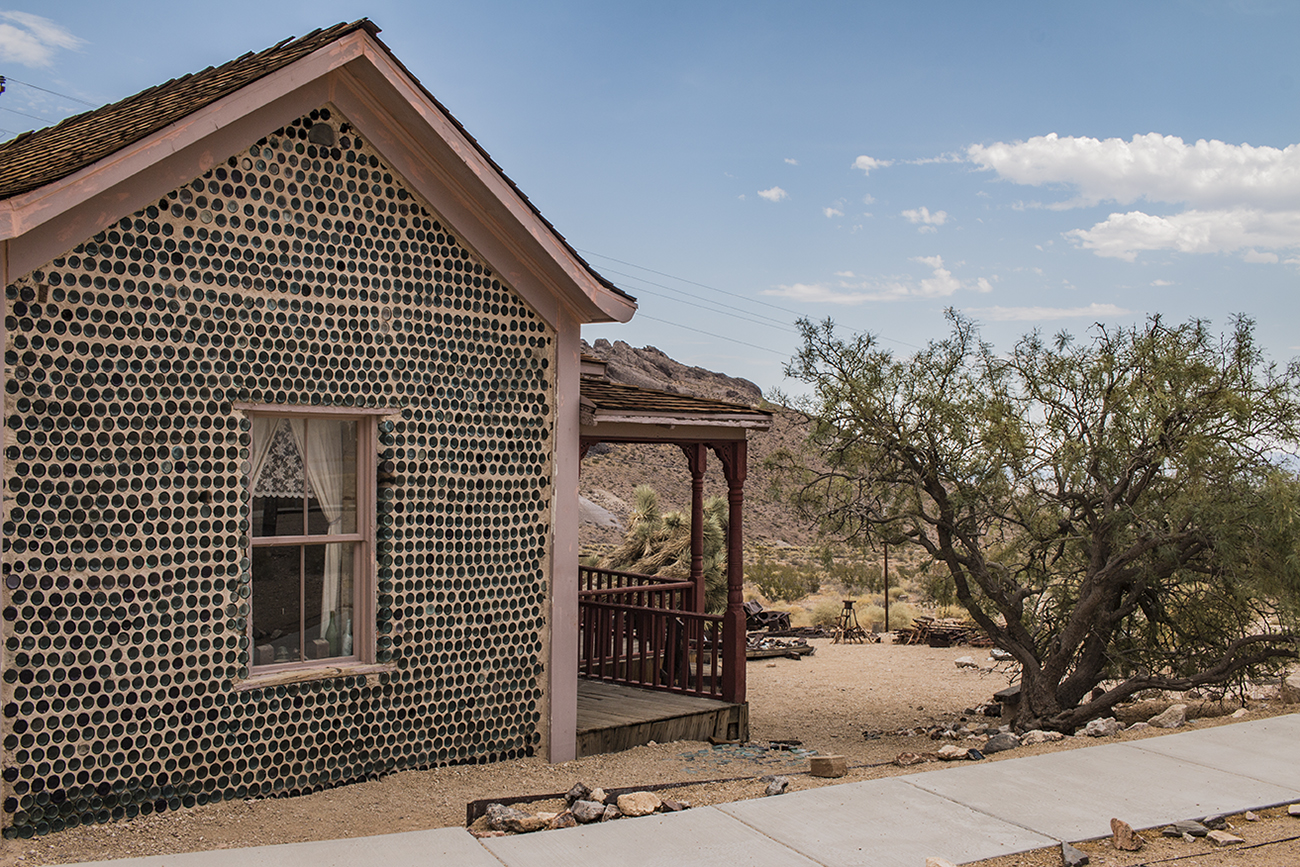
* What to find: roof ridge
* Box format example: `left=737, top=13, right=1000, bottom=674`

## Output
left=0, top=19, right=375, bottom=200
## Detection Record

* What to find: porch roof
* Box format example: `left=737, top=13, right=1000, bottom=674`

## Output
left=579, top=372, right=772, bottom=442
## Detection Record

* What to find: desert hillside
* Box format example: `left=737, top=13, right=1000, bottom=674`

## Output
left=578, top=339, right=817, bottom=554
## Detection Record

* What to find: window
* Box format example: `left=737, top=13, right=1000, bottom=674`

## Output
left=246, top=410, right=376, bottom=669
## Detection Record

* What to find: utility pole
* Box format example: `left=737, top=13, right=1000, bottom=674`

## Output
left=883, top=542, right=890, bottom=632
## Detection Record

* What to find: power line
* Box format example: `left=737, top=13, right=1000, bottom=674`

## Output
left=604, top=271, right=797, bottom=334
left=582, top=247, right=926, bottom=352
left=596, top=265, right=796, bottom=331
left=631, top=314, right=790, bottom=357
left=1, top=76, right=98, bottom=107
left=0, top=104, right=48, bottom=122
left=579, top=247, right=810, bottom=321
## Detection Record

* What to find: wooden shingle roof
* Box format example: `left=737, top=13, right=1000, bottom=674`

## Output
left=0, top=21, right=372, bottom=200
left=0, top=19, right=630, bottom=302
left=581, top=378, right=772, bottom=422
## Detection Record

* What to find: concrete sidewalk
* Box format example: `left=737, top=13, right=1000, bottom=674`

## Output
left=61, top=714, right=1300, bottom=867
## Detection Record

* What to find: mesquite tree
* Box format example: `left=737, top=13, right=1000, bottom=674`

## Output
left=775, top=312, right=1300, bottom=732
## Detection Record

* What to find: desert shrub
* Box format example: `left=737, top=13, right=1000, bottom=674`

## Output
left=748, top=553, right=820, bottom=603
left=811, top=599, right=845, bottom=626
left=858, top=604, right=886, bottom=630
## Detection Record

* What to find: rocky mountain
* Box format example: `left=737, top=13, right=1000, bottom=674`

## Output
left=578, top=341, right=817, bottom=553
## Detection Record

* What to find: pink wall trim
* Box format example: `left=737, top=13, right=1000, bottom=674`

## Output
left=548, top=311, right=582, bottom=762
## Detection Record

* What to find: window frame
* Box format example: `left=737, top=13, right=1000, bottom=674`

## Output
left=238, top=403, right=387, bottom=677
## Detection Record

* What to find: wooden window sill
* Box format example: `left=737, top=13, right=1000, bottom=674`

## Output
left=235, top=661, right=396, bottom=692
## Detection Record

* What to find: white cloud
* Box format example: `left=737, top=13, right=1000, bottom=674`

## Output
left=901, top=206, right=948, bottom=232
left=758, top=186, right=788, bottom=202
left=764, top=256, right=989, bottom=304
left=1066, top=208, right=1300, bottom=260
left=0, top=11, right=83, bottom=68
left=968, top=132, right=1300, bottom=260
left=784, top=157, right=799, bottom=166
left=964, top=303, right=1132, bottom=322
left=967, top=133, right=1300, bottom=209
left=852, top=155, right=893, bottom=175
left=862, top=194, right=876, bottom=205
left=1151, top=279, right=1174, bottom=286
left=823, top=206, right=844, bottom=218
left=1242, top=249, right=1279, bottom=264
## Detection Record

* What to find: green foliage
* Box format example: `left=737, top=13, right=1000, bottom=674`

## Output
left=600, top=485, right=730, bottom=614
left=811, top=599, right=845, bottom=626
left=747, top=552, right=821, bottom=603
left=775, top=311, right=1300, bottom=731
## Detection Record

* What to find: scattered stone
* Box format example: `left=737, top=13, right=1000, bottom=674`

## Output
left=1148, top=703, right=1188, bottom=728
left=1110, top=818, right=1144, bottom=851
left=955, top=656, right=979, bottom=669
left=470, top=828, right=506, bottom=839
left=1181, top=833, right=1196, bottom=844
left=661, top=798, right=688, bottom=812
left=1021, top=730, right=1066, bottom=745
left=602, top=804, right=622, bottom=822
left=1060, top=841, right=1090, bottom=866
left=570, top=800, right=606, bottom=824
left=764, top=776, right=791, bottom=796
left=467, top=815, right=496, bottom=837
left=937, top=745, right=969, bottom=761
left=486, top=803, right=548, bottom=834
left=588, top=787, right=607, bottom=804
left=983, top=732, right=1021, bottom=753
left=895, top=752, right=927, bottom=766
left=990, top=648, right=1013, bottom=661
left=810, top=755, right=848, bottom=778
left=1231, top=708, right=1250, bottom=719
left=965, top=748, right=985, bottom=761
left=547, top=811, right=578, bottom=830
left=925, top=858, right=958, bottom=867
left=1201, top=814, right=1228, bottom=830
left=1289, top=803, right=1300, bottom=817
left=1245, top=811, right=1259, bottom=821
left=1126, top=722, right=1150, bottom=733
left=1084, top=718, right=1120, bottom=738
left=1207, top=830, right=1244, bottom=846
left=616, top=792, right=662, bottom=816
left=565, top=782, right=591, bottom=805
left=1162, top=820, right=1208, bottom=837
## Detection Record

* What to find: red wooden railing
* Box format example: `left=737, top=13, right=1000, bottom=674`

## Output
left=578, top=566, right=724, bottom=699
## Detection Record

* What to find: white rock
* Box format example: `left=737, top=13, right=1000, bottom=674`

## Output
left=936, top=745, right=969, bottom=761
left=954, top=656, right=979, bottom=669
left=1231, top=708, right=1250, bottom=719
left=1083, top=717, right=1120, bottom=737
left=1148, top=703, right=1187, bottom=728
left=1126, top=722, right=1150, bottom=733
left=616, top=792, right=661, bottom=817
left=1020, top=729, right=1065, bottom=745
left=925, top=859, right=958, bottom=867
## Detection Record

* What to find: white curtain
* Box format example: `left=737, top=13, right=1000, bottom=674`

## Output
left=288, top=419, right=347, bottom=646
left=248, top=417, right=279, bottom=498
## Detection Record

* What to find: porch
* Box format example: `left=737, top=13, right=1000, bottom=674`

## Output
left=576, top=680, right=747, bottom=757
left=573, top=361, right=772, bottom=755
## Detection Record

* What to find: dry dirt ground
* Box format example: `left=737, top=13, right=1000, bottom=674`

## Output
left=5, top=641, right=1298, bottom=866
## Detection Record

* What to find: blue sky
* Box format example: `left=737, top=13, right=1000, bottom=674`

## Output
left=3, top=1, right=1299, bottom=394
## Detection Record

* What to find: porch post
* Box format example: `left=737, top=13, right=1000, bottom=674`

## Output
left=679, top=443, right=708, bottom=613
left=714, top=439, right=747, bottom=704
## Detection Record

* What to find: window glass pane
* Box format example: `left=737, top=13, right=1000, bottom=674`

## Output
left=251, top=418, right=307, bottom=537
left=304, top=542, right=354, bottom=658
left=251, top=545, right=302, bottom=665
left=299, top=419, right=358, bottom=536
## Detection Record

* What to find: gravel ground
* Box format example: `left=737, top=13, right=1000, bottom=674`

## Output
left=5, top=639, right=1296, bottom=866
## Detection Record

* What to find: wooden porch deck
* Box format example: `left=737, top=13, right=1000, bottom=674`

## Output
left=576, top=679, right=748, bottom=758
